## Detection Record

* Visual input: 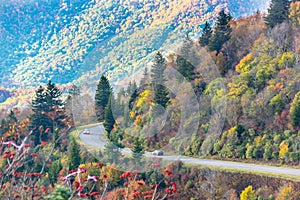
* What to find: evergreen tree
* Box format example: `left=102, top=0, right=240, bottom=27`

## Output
left=151, top=52, right=167, bottom=89
left=139, top=67, right=150, bottom=91
left=45, top=81, right=68, bottom=128
left=95, top=75, right=112, bottom=121
left=103, top=141, right=121, bottom=164
left=0, top=119, right=8, bottom=135
left=104, top=94, right=115, bottom=139
left=153, top=84, right=170, bottom=108
left=180, top=34, right=193, bottom=59
left=176, top=55, right=195, bottom=81
left=128, top=89, right=138, bottom=110
left=115, top=88, right=125, bottom=117
left=29, top=81, right=67, bottom=145
left=199, top=21, right=213, bottom=47
left=264, top=0, right=290, bottom=29
left=124, top=103, right=130, bottom=127
left=290, top=91, right=300, bottom=127
left=46, top=185, right=71, bottom=200
left=131, top=137, right=144, bottom=165
left=151, top=52, right=170, bottom=108
left=68, top=137, right=81, bottom=170
left=65, top=84, right=81, bottom=126
left=8, top=110, right=17, bottom=124
left=209, top=10, right=232, bottom=54
left=48, top=160, right=62, bottom=187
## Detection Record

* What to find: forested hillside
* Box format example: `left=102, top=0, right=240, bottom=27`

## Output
left=97, top=1, right=300, bottom=166
left=1, top=0, right=267, bottom=88
left=0, top=0, right=300, bottom=199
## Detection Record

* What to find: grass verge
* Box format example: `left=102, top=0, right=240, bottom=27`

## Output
left=184, top=162, right=300, bottom=182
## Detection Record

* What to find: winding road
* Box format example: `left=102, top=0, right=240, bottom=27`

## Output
left=79, top=124, right=300, bottom=178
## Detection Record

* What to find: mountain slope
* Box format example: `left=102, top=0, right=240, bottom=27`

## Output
left=1, top=0, right=268, bottom=89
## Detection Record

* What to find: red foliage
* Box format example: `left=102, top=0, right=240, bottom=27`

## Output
left=45, top=128, right=51, bottom=133
left=120, top=171, right=131, bottom=179
left=151, top=163, right=160, bottom=168
left=96, top=162, right=103, bottom=167
left=40, top=141, right=48, bottom=146
left=164, top=169, right=172, bottom=176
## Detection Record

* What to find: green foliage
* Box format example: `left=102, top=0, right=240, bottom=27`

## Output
left=8, top=110, right=17, bottom=124
left=104, top=94, right=116, bottom=139
left=68, top=137, right=81, bottom=170
left=48, top=160, right=63, bottom=187
left=103, top=141, right=121, bottom=164
left=46, top=185, right=71, bottom=200
left=95, top=75, right=112, bottom=122
left=278, top=52, right=296, bottom=69
left=290, top=92, right=300, bottom=127
left=176, top=55, right=195, bottom=81
left=269, top=93, right=285, bottom=115
left=199, top=21, right=212, bottom=47
left=209, top=9, right=232, bottom=54
left=29, top=81, right=67, bottom=145
left=131, top=137, right=144, bottom=165
left=264, top=0, right=290, bottom=28
left=151, top=52, right=170, bottom=108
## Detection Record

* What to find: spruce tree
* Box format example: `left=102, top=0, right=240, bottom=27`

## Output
left=209, top=10, right=232, bottom=54
left=131, top=137, right=144, bottom=165
left=199, top=21, right=213, bottom=47
left=151, top=52, right=170, bottom=108
left=8, top=110, right=17, bottom=124
left=180, top=34, right=193, bottom=59
left=104, top=94, right=115, bottom=139
left=68, top=137, right=81, bottom=170
left=139, top=67, right=150, bottom=91
left=45, top=81, right=68, bottom=128
left=95, top=75, right=112, bottom=121
left=176, top=55, right=195, bottom=81
left=128, top=89, right=138, bottom=110
left=103, top=141, right=121, bottom=164
left=48, top=160, right=62, bottom=187
left=29, top=85, right=53, bottom=145
left=290, top=92, right=300, bottom=127
left=265, top=0, right=290, bottom=29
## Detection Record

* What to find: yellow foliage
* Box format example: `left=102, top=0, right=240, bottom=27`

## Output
left=134, top=115, right=145, bottom=127
left=136, top=89, right=151, bottom=107
left=240, top=186, right=256, bottom=200
left=101, top=164, right=122, bottom=185
left=276, top=184, right=293, bottom=200
left=130, top=111, right=136, bottom=119
left=236, top=53, right=253, bottom=73
left=228, top=126, right=237, bottom=135
left=279, top=141, right=289, bottom=160
left=228, top=80, right=248, bottom=99
left=289, top=2, right=300, bottom=27
left=255, top=136, right=262, bottom=146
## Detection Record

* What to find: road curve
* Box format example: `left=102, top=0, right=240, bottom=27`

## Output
left=79, top=124, right=300, bottom=178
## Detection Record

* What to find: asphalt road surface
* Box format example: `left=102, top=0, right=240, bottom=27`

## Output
left=79, top=124, right=300, bottom=177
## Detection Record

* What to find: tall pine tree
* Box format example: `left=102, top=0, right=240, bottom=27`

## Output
left=131, top=137, right=144, bottom=165
left=151, top=52, right=170, bottom=108
left=209, top=10, right=232, bottom=54
left=29, top=81, right=67, bottom=145
left=95, top=75, right=112, bottom=121
left=199, top=21, right=213, bottom=47
left=104, top=94, right=115, bottom=139
left=265, top=0, right=290, bottom=28
left=68, top=137, right=81, bottom=170
left=176, top=55, right=195, bottom=81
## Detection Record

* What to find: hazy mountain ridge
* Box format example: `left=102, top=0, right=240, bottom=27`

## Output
left=0, top=0, right=268, bottom=89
